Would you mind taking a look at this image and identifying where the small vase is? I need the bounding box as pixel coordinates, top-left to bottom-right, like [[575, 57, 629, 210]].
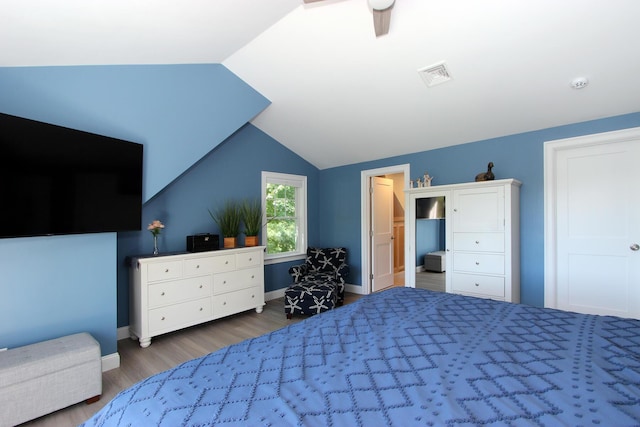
[[153, 235, 159, 255], [223, 237, 237, 249], [245, 235, 258, 247]]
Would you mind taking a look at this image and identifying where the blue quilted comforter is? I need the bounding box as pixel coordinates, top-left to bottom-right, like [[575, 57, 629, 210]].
[[82, 288, 640, 426]]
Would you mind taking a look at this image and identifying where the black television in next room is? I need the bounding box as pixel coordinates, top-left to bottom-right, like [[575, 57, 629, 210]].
[[0, 112, 143, 239]]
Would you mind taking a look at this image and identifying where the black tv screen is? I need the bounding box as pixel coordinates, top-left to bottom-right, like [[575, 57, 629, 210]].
[[0, 112, 143, 238]]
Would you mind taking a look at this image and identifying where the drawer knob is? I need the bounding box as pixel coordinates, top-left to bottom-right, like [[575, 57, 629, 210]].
[[165, 268, 169, 273], [251, 275, 255, 279], [161, 292, 165, 296], [251, 294, 255, 298], [475, 283, 480, 287], [161, 316, 165, 321], [223, 280, 227, 284], [475, 240, 480, 244], [475, 261, 480, 265], [223, 301, 227, 305], [199, 285, 203, 289], [199, 307, 203, 311], [196, 264, 200, 269], [225, 261, 229, 265], [249, 257, 252, 261]]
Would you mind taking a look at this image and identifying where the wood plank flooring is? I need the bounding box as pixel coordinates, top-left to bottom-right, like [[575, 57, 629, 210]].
[[19, 293, 362, 427], [415, 271, 446, 293]]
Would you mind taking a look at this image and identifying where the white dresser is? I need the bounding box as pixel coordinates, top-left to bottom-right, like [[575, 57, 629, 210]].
[[407, 179, 521, 302], [129, 246, 265, 347]]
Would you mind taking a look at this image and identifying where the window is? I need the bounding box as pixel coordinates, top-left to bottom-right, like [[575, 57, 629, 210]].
[[261, 171, 307, 263]]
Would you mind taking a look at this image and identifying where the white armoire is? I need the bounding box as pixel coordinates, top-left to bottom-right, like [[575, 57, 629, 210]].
[[406, 179, 521, 302]]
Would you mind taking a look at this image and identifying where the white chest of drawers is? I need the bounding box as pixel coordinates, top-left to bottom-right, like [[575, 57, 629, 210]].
[[407, 179, 520, 303], [129, 246, 265, 348]]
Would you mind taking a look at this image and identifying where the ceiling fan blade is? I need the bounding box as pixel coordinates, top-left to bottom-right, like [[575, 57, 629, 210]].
[[372, 4, 393, 37], [303, 0, 327, 3]]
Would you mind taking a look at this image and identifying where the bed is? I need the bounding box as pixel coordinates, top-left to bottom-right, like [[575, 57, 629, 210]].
[[82, 287, 640, 426]]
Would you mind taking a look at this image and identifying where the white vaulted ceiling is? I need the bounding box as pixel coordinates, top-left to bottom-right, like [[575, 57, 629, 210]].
[[3, 0, 640, 169]]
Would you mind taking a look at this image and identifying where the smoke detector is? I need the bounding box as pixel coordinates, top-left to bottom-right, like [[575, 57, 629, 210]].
[[418, 61, 452, 87], [570, 77, 589, 89]]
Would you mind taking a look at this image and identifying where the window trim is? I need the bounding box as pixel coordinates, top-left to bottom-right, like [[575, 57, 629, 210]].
[[261, 171, 307, 265]]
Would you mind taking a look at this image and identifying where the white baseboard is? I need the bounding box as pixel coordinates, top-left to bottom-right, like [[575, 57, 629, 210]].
[[345, 283, 365, 295], [264, 288, 285, 301], [102, 352, 120, 372], [117, 326, 131, 341]]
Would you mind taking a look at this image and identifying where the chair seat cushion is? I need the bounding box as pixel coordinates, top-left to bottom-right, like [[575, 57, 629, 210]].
[[285, 280, 338, 315]]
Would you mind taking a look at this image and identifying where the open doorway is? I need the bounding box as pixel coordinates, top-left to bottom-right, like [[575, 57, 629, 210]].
[[360, 164, 410, 294], [414, 196, 446, 293]]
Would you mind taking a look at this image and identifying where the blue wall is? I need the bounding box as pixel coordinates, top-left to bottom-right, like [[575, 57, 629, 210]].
[[2, 62, 639, 356], [416, 219, 445, 264], [0, 64, 271, 355], [318, 112, 640, 307], [118, 123, 319, 327]]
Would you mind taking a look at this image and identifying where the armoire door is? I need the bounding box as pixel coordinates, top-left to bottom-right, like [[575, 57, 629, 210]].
[[546, 128, 640, 318]]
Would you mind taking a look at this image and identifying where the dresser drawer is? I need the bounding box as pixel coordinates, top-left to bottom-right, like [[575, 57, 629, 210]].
[[453, 253, 504, 275], [236, 251, 262, 269], [184, 257, 214, 276], [148, 297, 212, 334], [213, 266, 263, 295], [452, 273, 505, 298], [453, 232, 504, 253], [147, 260, 183, 282], [213, 287, 261, 318], [148, 276, 212, 308], [211, 254, 236, 272]]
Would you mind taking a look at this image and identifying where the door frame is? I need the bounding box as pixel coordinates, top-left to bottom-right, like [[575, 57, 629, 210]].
[[361, 164, 410, 295], [543, 126, 640, 309]]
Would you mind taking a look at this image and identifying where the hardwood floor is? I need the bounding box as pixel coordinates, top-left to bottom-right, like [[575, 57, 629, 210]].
[[392, 270, 446, 293], [415, 270, 446, 293], [20, 293, 362, 427]]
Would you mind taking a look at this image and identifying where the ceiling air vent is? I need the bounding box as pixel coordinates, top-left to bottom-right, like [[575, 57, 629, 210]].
[[418, 61, 452, 87]]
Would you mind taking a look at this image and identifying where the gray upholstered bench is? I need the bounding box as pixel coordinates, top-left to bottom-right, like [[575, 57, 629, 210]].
[[0, 332, 102, 427]]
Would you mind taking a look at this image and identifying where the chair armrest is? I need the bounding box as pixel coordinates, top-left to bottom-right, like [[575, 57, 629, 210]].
[[288, 264, 309, 283], [336, 263, 350, 284]]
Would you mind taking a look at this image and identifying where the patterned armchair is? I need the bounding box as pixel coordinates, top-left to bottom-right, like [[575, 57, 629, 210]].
[[285, 247, 349, 318]]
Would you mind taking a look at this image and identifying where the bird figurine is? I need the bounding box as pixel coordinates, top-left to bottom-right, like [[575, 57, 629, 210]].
[[475, 162, 495, 182]]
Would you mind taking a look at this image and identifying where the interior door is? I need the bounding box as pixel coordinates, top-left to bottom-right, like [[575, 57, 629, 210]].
[[372, 176, 394, 292], [553, 136, 640, 318]]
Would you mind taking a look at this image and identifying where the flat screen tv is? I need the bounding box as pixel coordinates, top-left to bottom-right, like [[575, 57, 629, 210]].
[[0, 112, 143, 238]]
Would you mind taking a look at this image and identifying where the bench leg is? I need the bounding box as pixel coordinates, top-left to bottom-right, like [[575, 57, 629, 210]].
[[86, 395, 101, 404]]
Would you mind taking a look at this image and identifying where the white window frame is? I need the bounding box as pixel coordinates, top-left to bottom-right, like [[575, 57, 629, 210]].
[[261, 171, 307, 265]]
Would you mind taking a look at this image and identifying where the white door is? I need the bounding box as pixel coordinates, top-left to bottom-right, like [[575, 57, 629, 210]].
[[372, 176, 394, 292], [546, 129, 640, 318]]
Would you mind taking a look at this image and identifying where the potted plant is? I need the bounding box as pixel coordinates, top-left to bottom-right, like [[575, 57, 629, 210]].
[[209, 201, 241, 248], [241, 199, 263, 247]]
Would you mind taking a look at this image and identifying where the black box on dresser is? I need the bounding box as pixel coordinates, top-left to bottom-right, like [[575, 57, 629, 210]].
[[186, 233, 219, 252]]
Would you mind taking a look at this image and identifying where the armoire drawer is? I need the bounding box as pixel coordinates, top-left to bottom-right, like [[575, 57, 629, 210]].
[[148, 297, 212, 334], [453, 232, 504, 253], [453, 252, 504, 275], [452, 273, 505, 298], [213, 287, 260, 318], [148, 276, 212, 308], [147, 260, 183, 282], [213, 266, 263, 295]]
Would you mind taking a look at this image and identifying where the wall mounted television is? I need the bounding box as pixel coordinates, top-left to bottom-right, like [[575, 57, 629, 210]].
[[0, 112, 143, 239]]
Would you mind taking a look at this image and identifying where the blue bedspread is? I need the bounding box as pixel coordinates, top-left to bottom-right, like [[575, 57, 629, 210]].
[[82, 287, 640, 426]]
